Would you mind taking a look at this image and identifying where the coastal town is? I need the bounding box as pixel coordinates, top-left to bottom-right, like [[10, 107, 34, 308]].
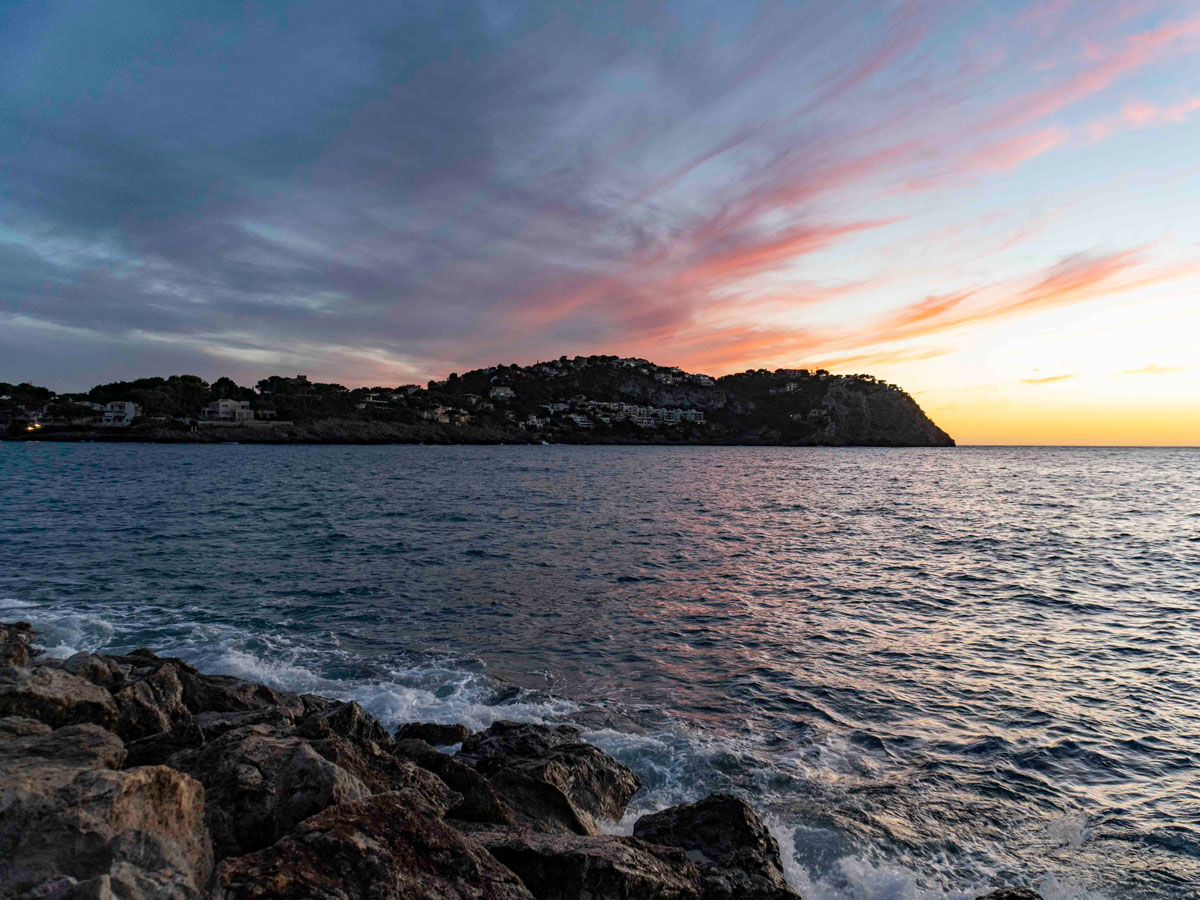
[[1, 355, 953, 446]]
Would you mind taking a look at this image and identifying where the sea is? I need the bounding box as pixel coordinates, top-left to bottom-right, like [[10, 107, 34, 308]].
[[1, 442, 1197, 899]]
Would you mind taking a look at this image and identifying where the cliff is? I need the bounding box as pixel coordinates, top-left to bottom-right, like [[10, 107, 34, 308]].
[[1, 621, 1035, 899]]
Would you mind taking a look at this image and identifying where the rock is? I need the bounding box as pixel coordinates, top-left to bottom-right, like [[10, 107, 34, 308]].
[[461, 722, 640, 829], [0, 621, 35, 667], [975, 890, 1043, 900], [59, 652, 128, 692], [171, 723, 371, 858], [178, 670, 305, 719], [298, 700, 390, 745], [308, 733, 460, 811], [396, 721, 472, 746], [485, 767, 598, 835], [478, 830, 704, 900], [113, 660, 192, 741], [0, 721, 212, 899], [217, 792, 535, 900], [0, 665, 119, 729], [395, 738, 513, 825], [633, 795, 799, 900], [127, 707, 299, 766], [460, 721, 583, 761]]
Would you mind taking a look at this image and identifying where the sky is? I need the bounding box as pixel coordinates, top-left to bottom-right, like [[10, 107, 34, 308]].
[[2, 0, 1199, 444]]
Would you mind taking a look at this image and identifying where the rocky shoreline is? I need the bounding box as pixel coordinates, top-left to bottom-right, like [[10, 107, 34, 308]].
[[1, 622, 1035, 899]]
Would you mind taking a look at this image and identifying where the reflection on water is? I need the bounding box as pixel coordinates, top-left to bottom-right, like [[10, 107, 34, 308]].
[[2, 443, 1198, 899]]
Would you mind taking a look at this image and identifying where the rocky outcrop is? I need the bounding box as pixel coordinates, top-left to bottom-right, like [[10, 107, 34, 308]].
[[975, 890, 1043, 900], [217, 793, 535, 900], [0, 623, 1040, 900], [461, 722, 640, 834], [633, 794, 797, 900], [0, 717, 212, 898]]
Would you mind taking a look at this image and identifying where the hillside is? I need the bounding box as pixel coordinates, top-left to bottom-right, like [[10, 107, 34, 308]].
[[2, 356, 954, 446]]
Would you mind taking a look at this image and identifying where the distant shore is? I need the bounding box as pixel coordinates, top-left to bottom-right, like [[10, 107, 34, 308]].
[[2, 418, 955, 448]]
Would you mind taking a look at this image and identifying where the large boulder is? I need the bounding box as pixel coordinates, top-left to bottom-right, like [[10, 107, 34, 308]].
[[217, 792, 535, 900], [394, 738, 513, 825], [0, 718, 212, 899], [178, 670, 306, 719], [170, 723, 371, 858], [0, 622, 35, 667], [307, 733, 460, 810], [478, 830, 704, 900], [460, 722, 583, 761], [461, 722, 640, 833], [113, 660, 193, 741], [396, 721, 472, 746], [633, 795, 799, 900], [57, 652, 128, 692], [298, 700, 390, 745], [0, 665, 119, 730]]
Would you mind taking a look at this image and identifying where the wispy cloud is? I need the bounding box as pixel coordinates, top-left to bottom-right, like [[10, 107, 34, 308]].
[[1117, 363, 1184, 375], [1021, 373, 1077, 383]]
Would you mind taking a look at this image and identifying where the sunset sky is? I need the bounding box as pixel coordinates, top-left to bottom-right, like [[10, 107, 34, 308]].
[[3, 0, 1199, 444]]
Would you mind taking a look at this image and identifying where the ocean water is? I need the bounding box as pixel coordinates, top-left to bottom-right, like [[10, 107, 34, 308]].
[[1, 442, 1197, 899]]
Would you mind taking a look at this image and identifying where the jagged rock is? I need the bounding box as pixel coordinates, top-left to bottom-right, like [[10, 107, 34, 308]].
[[478, 830, 704, 900], [58, 652, 128, 692], [178, 670, 306, 718], [0, 720, 212, 899], [113, 660, 192, 741], [975, 890, 1043, 900], [0, 665, 119, 729], [462, 722, 640, 829], [460, 721, 583, 761], [394, 738, 513, 825], [308, 733, 460, 810], [0, 622, 35, 667], [396, 721, 472, 746], [170, 723, 371, 858], [125, 708, 295, 768], [298, 700, 390, 745], [633, 794, 798, 900], [217, 792, 535, 900], [486, 767, 598, 835]]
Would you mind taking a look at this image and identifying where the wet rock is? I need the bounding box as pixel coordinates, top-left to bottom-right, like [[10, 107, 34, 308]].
[[0, 721, 212, 899], [462, 722, 640, 830], [975, 890, 1043, 900], [171, 723, 371, 858], [298, 699, 390, 745], [125, 708, 294, 769], [460, 721, 583, 761], [0, 665, 119, 729], [178, 670, 306, 719], [633, 794, 799, 900], [479, 830, 704, 900], [396, 721, 472, 746], [394, 738, 513, 825], [486, 767, 599, 835], [0, 621, 35, 667], [113, 660, 192, 741], [217, 792, 535, 900]]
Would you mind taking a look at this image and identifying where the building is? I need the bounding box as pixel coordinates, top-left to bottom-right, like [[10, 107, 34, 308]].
[[489, 386, 515, 401], [200, 399, 253, 422], [101, 401, 140, 427]]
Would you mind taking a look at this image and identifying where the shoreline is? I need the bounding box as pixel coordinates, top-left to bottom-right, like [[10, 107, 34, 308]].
[[0, 621, 1034, 900]]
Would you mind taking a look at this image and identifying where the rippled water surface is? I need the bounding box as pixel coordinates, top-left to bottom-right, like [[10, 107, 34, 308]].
[[2, 443, 1198, 899]]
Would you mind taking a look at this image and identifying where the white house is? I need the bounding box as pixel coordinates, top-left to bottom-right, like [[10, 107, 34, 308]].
[[489, 386, 515, 401], [200, 399, 253, 422], [101, 401, 140, 427]]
